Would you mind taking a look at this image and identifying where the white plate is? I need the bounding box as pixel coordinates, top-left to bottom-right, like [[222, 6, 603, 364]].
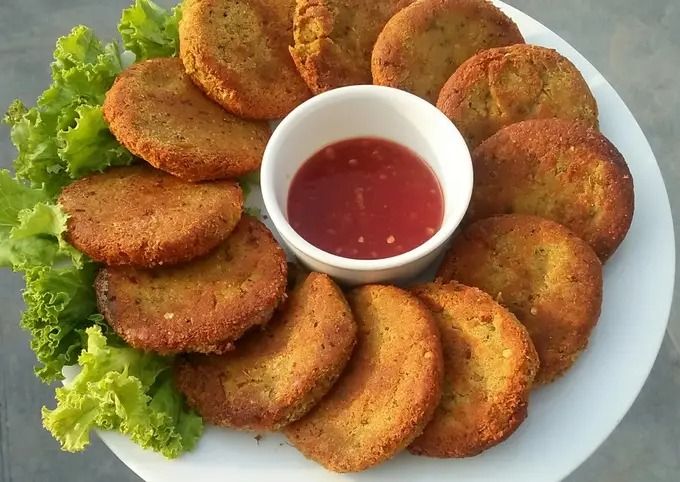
[[97, 2, 675, 481]]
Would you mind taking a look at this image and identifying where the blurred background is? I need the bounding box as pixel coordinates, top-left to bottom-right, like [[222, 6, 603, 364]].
[[0, 0, 678, 481]]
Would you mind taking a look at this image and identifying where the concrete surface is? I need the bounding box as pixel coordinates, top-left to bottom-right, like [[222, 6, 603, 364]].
[[0, 0, 678, 481]]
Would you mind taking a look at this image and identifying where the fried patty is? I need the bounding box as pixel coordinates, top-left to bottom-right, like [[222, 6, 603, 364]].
[[96, 216, 287, 355], [174, 272, 356, 431], [371, 0, 524, 103], [409, 282, 538, 457], [180, 0, 311, 119], [437, 215, 602, 384], [103, 58, 270, 181], [437, 44, 598, 147], [59, 165, 243, 267], [290, 0, 413, 94], [284, 285, 443, 472], [468, 119, 634, 260]]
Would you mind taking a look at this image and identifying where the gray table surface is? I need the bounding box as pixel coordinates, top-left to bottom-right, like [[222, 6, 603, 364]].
[[1, 1, 679, 481]]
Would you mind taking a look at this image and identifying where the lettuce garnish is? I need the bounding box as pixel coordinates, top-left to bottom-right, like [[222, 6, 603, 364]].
[[1, 0, 202, 459], [4, 26, 132, 197], [120, 0, 183, 61], [42, 326, 203, 457]]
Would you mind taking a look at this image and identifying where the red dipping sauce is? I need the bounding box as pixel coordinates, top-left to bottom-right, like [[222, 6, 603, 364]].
[[287, 137, 444, 260]]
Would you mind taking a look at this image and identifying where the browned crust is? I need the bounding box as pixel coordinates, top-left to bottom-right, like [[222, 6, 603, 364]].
[[468, 119, 634, 260], [102, 58, 271, 181], [284, 284, 443, 472], [174, 272, 357, 431], [409, 281, 539, 457], [371, 0, 524, 103], [436, 214, 603, 384], [290, 0, 414, 94], [179, 0, 311, 120], [96, 216, 288, 355], [58, 165, 243, 268], [437, 44, 599, 147]]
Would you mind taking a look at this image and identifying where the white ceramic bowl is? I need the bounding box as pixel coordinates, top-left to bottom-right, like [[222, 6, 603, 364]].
[[261, 85, 472, 285]]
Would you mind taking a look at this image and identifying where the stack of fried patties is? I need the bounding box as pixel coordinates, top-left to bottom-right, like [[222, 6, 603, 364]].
[[58, 0, 635, 473]]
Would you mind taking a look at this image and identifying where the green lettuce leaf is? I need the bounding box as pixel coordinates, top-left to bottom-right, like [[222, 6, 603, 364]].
[[4, 101, 68, 197], [57, 105, 133, 178], [0, 170, 77, 269], [119, 0, 182, 61], [42, 326, 203, 457], [40, 26, 124, 112], [4, 26, 131, 196], [21, 263, 99, 382]]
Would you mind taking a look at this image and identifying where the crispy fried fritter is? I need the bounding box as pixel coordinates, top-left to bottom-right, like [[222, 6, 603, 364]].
[[290, 0, 413, 94], [371, 0, 524, 103], [59, 165, 243, 267], [410, 282, 538, 457], [96, 216, 287, 355], [437, 215, 602, 384], [437, 44, 598, 147], [284, 285, 443, 472], [180, 0, 311, 119], [468, 119, 634, 260], [103, 57, 270, 182], [174, 272, 356, 431]]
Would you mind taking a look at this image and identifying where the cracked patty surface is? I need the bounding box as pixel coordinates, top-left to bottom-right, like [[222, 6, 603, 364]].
[[59, 165, 243, 268], [468, 119, 634, 260], [409, 282, 538, 458], [290, 0, 414, 93], [174, 272, 356, 431], [180, 0, 311, 119], [437, 215, 602, 384], [372, 0, 524, 103], [437, 44, 598, 147], [96, 216, 287, 355], [103, 58, 270, 181], [284, 284, 443, 472]]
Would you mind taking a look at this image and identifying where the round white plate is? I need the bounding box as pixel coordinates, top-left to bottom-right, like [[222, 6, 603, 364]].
[[97, 2, 675, 481]]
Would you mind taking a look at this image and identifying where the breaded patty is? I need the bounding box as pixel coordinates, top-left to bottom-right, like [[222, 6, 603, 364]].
[[410, 282, 538, 457], [103, 58, 270, 181], [437, 45, 598, 147], [96, 216, 287, 355], [180, 0, 311, 119], [174, 272, 356, 431], [437, 215, 602, 384], [284, 285, 443, 472], [468, 119, 634, 260], [371, 0, 524, 103], [59, 165, 243, 267], [290, 0, 413, 94]]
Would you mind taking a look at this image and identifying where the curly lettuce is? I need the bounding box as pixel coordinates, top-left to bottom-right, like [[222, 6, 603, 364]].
[[4, 26, 133, 197], [0, 170, 78, 269], [119, 0, 182, 61], [43, 326, 203, 458], [21, 263, 99, 382]]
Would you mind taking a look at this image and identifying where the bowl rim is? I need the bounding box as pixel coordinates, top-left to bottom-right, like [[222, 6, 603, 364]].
[[260, 84, 473, 273]]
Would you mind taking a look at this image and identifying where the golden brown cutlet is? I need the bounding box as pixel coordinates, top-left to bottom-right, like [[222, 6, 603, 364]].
[[284, 284, 443, 472], [103, 58, 270, 181], [59, 165, 243, 268], [372, 0, 524, 103], [290, 0, 414, 94], [410, 281, 539, 457], [96, 216, 288, 355], [174, 272, 357, 431], [437, 214, 603, 384], [180, 0, 311, 120], [468, 118, 634, 260], [437, 44, 598, 147]]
